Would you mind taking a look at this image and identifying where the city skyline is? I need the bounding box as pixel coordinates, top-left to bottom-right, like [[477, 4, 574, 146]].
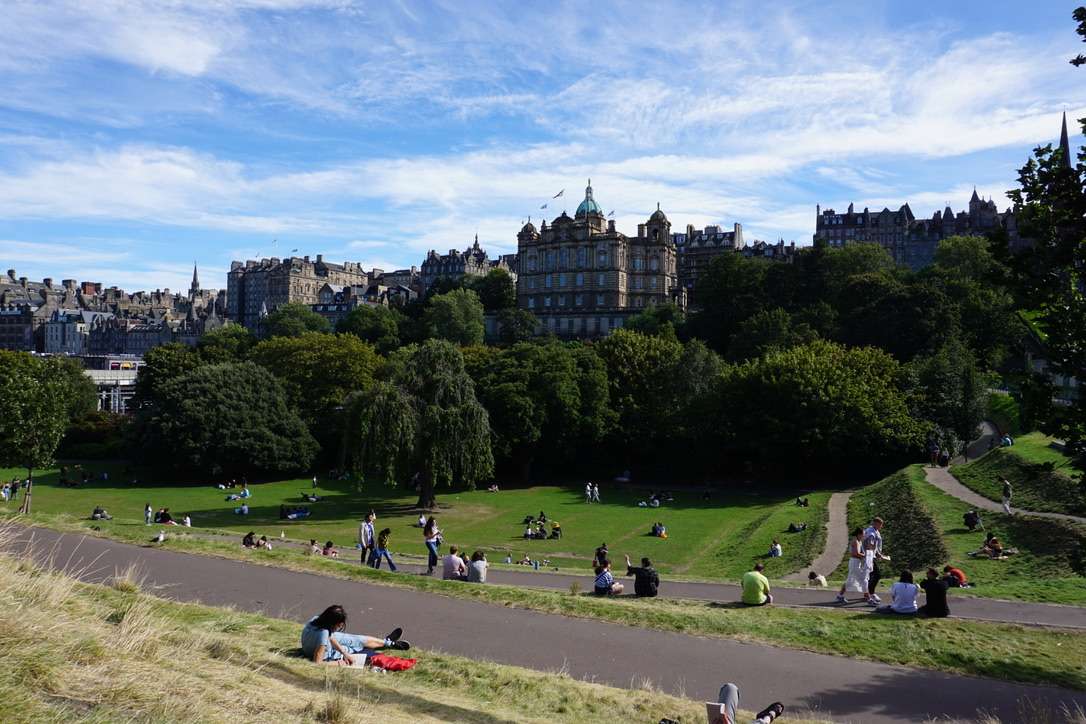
[[1, 1, 1083, 292]]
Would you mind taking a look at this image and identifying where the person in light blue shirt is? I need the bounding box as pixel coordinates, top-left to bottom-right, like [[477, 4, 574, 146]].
[[300, 605, 410, 665]]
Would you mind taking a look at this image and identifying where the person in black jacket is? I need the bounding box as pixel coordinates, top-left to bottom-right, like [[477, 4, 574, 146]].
[[624, 554, 660, 597]]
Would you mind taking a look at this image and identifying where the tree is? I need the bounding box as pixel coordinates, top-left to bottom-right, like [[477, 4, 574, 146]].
[[717, 340, 925, 468], [136, 361, 317, 477], [596, 328, 683, 450], [495, 308, 537, 344], [336, 305, 403, 353], [263, 302, 331, 338], [468, 268, 517, 312], [46, 355, 98, 419], [686, 253, 769, 352], [726, 308, 819, 363], [424, 288, 485, 346], [0, 351, 76, 512], [197, 324, 254, 362], [906, 338, 988, 450], [248, 332, 379, 430], [624, 302, 685, 340], [134, 343, 201, 408], [344, 340, 493, 508]]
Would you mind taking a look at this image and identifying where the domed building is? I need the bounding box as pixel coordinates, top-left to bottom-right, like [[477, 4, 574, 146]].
[[515, 180, 679, 337]]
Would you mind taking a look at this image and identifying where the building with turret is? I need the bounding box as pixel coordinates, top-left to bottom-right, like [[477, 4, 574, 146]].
[[515, 180, 679, 337], [419, 237, 515, 291]]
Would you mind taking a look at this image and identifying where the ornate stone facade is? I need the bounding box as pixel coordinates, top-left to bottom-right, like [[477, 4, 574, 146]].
[[420, 237, 515, 291], [226, 254, 371, 330], [515, 181, 678, 337]]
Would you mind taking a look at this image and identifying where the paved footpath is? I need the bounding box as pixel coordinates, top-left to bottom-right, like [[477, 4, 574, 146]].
[[924, 465, 1086, 526], [11, 526, 1086, 724]]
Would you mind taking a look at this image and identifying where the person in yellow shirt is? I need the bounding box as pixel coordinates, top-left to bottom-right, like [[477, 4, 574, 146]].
[[741, 563, 772, 605]]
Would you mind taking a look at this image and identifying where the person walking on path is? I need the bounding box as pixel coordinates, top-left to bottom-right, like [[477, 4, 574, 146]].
[[863, 517, 890, 604], [591, 483, 601, 503], [312, 474, 318, 489], [837, 527, 874, 605], [372, 528, 397, 571], [585, 482, 593, 503], [423, 516, 441, 575], [1001, 478, 1013, 515], [358, 512, 376, 567]]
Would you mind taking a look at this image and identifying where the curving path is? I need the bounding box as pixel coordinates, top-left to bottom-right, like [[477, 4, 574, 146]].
[[923, 465, 1086, 526], [783, 491, 853, 582], [9, 526, 1086, 724]]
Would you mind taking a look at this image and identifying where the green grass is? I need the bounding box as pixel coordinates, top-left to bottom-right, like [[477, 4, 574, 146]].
[[952, 432, 1085, 517], [17, 509, 1086, 692], [0, 535, 836, 724], [987, 392, 1021, 436], [0, 463, 829, 580]]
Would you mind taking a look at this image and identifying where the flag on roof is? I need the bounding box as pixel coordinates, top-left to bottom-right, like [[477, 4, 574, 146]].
[[553, 189, 564, 198], [540, 203, 547, 209]]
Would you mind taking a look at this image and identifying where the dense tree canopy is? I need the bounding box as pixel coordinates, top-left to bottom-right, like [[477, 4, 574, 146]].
[[196, 324, 254, 363], [468, 268, 517, 312], [263, 302, 331, 337], [424, 288, 485, 346], [134, 343, 201, 408], [336, 305, 403, 354], [0, 352, 72, 494], [137, 361, 317, 477]]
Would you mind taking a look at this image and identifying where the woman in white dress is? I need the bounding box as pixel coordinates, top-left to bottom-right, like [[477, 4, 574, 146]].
[[836, 527, 871, 604]]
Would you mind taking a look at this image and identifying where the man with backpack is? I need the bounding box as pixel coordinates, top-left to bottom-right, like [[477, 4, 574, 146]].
[[624, 554, 660, 597]]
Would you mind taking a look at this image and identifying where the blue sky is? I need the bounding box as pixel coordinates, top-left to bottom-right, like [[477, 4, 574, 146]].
[[0, 0, 1082, 292]]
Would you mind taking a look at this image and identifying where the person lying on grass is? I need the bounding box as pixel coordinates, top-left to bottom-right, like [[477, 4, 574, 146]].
[[301, 604, 410, 666]]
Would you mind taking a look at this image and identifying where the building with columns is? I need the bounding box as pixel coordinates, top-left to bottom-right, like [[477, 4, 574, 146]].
[[515, 181, 679, 337]]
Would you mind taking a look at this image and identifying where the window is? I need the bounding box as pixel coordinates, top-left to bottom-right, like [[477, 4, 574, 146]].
[[528, 297, 535, 309], [597, 273, 605, 286], [632, 257, 643, 271], [528, 277, 536, 290], [597, 246, 608, 266], [559, 248, 568, 268], [575, 294, 584, 306], [545, 274, 552, 288], [634, 277, 642, 290], [544, 296, 552, 308], [596, 294, 605, 306], [545, 251, 555, 271], [650, 257, 659, 271], [650, 277, 657, 289], [575, 272, 584, 286], [558, 273, 566, 287], [577, 247, 587, 268]]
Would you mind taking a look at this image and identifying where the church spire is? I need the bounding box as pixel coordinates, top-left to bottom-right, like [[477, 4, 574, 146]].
[[1059, 111, 1073, 170], [190, 262, 200, 293]]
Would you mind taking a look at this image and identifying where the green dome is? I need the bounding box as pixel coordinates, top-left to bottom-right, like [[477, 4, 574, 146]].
[[575, 179, 602, 217]]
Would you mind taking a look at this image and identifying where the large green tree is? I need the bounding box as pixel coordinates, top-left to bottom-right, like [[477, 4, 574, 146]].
[[596, 328, 684, 450], [336, 305, 403, 354], [905, 338, 988, 452], [424, 288, 485, 346], [344, 340, 493, 508], [197, 324, 254, 363], [468, 268, 517, 312], [248, 332, 379, 430], [137, 361, 317, 477], [133, 343, 201, 408], [0, 351, 83, 512], [263, 302, 331, 338]]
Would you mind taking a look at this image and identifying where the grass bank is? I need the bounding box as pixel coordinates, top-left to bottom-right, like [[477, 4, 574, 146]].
[[845, 465, 1086, 605], [15, 511, 1086, 691], [0, 530, 833, 724], [0, 463, 830, 579], [952, 432, 1085, 517]]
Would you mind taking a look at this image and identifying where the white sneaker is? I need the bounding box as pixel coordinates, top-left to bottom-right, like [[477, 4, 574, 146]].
[[866, 599, 879, 607], [870, 594, 881, 603]]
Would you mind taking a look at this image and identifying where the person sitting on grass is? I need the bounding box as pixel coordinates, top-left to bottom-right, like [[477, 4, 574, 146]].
[[442, 546, 468, 580], [942, 565, 968, 588], [919, 568, 950, 618], [741, 563, 772, 606], [963, 510, 982, 532], [322, 541, 339, 558], [523, 524, 534, 539], [159, 508, 177, 526], [301, 605, 410, 666], [256, 535, 273, 550], [517, 553, 532, 565], [301, 492, 321, 503], [593, 559, 624, 596], [91, 505, 112, 521], [242, 531, 256, 548], [876, 570, 919, 615], [467, 550, 488, 583], [549, 521, 562, 539], [181, 513, 191, 527], [522, 514, 535, 525], [624, 554, 659, 597], [487, 483, 500, 492], [538, 510, 547, 523], [807, 571, 827, 587], [416, 513, 427, 528], [787, 522, 807, 533], [306, 539, 320, 555], [535, 521, 547, 539], [768, 539, 782, 558], [234, 502, 249, 515]]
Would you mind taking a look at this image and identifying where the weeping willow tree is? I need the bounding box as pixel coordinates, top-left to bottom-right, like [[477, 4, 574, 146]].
[[344, 339, 494, 509]]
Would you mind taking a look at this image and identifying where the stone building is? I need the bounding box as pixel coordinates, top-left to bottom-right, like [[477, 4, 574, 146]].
[[813, 192, 1012, 269], [515, 181, 679, 337], [419, 237, 514, 291], [43, 310, 114, 354], [226, 254, 372, 330], [672, 223, 744, 298]]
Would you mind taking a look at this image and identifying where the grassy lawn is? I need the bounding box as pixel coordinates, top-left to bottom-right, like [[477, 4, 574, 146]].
[[15, 510, 1086, 692], [845, 465, 1086, 606], [0, 539, 834, 724], [952, 432, 1085, 517], [0, 463, 829, 580]]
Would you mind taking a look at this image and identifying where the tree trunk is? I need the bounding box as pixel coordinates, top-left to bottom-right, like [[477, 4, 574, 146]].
[[19, 467, 32, 515], [415, 467, 436, 509]]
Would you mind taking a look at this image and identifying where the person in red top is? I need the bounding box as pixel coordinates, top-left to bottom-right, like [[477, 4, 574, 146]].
[[942, 565, 968, 588]]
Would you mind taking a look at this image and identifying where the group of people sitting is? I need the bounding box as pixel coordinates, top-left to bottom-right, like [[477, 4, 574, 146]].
[[279, 504, 312, 520], [225, 484, 251, 501], [242, 531, 273, 550], [589, 543, 660, 597], [300, 491, 322, 503], [637, 490, 674, 508], [522, 513, 561, 539], [441, 546, 490, 583], [787, 522, 807, 533], [969, 532, 1017, 559], [873, 568, 951, 617], [650, 522, 668, 538], [302, 539, 341, 557], [90, 505, 113, 520], [152, 507, 189, 526], [794, 497, 810, 507]]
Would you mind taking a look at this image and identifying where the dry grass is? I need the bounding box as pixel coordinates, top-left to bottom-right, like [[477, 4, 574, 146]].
[[0, 521, 830, 724]]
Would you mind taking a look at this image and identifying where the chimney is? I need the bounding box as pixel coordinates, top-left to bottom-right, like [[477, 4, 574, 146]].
[[608, 220, 616, 232], [316, 254, 323, 263], [44, 278, 53, 289], [6, 269, 14, 281], [19, 277, 27, 287]]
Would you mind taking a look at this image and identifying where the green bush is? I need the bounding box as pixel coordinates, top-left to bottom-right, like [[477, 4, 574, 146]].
[[846, 469, 949, 572], [986, 392, 1021, 436]]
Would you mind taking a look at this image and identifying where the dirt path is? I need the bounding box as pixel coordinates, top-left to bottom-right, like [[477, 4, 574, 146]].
[[783, 491, 852, 582], [10, 526, 1086, 724]]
